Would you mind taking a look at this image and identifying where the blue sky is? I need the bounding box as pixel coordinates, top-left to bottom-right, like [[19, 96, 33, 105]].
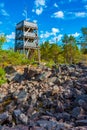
[[0, 0, 87, 49]]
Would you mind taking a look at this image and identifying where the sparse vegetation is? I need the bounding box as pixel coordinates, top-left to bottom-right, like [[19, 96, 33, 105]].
[[0, 67, 6, 85], [0, 27, 87, 85], [80, 27, 87, 54], [0, 50, 30, 67], [0, 34, 6, 50], [40, 39, 82, 65]]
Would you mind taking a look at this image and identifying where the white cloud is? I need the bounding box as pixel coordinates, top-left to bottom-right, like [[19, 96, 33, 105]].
[[75, 12, 87, 17], [49, 34, 63, 43], [6, 32, 15, 42], [52, 11, 64, 19], [54, 3, 58, 8], [52, 28, 60, 35], [0, 3, 9, 17], [53, 34, 63, 42], [0, 3, 4, 8], [57, 34, 63, 41], [72, 32, 80, 37], [35, 0, 45, 7], [33, 0, 46, 15], [40, 31, 51, 38], [36, 7, 43, 15], [33, 20, 37, 23], [1, 9, 9, 16], [63, 11, 87, 19], [40, 30, 63, 43], [40, 27, 60, 40]]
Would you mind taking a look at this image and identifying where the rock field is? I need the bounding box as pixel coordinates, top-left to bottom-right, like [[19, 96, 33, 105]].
[[0, 63, 87, 130]]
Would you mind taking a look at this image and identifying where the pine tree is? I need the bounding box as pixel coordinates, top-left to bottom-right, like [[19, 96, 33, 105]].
[[0, 34, 6, 50]]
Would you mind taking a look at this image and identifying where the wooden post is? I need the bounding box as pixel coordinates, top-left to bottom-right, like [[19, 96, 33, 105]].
[[38, 47, 40, 64], [27, 48, 30, 58]]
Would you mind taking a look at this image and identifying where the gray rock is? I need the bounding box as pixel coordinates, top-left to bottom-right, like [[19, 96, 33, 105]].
[[5, 66, 16, 74], [31, 93, 37, 100], [13, 109, 21, 118], [76, 120, 87, 126], [56, 101, 64, 113], [52, 85, 61, 94], [0, 64, 87, 128], [36, 120, 57, 129], [0, 112, 9, 124], [75, 95, 87, 104], [19, 113, 28, 125], [55, 112, 70, 121], [13, 90, 28, 102], [18, 90, 27, 101], [13, 73, 22, 82], [0, 94, 6, 100], [64, 89, 74, 99], [29, 126, 45, 130], [71, 107, 83, 119], [1, 125, 29, 130], [77, 115, 87, 120], [37, 71, 51, 81], [48, 77, 57, 83], [75, 126, 87, 130], [6, 72, 17, 82], [78, 99, 87, 110], [31, 93, 37, 104], [62, 112, 70, 121]]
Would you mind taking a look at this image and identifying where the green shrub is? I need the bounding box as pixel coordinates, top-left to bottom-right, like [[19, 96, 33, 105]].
[[45, 60, 55, 68], [0, 67, 6, 85], [0, 50, 30, 67]]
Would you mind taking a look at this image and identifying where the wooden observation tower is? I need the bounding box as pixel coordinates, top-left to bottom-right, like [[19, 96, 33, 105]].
[[15, 20, 40, 63]]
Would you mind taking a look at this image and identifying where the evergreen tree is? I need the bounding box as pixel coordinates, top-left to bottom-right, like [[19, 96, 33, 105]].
[[40, 41, 50, 61], [0, 34, 6, 50], [62, 34, 81, 64], [80, 27, 87, 54], [40, 41, 64, 64], [49, 44, 63, 64]]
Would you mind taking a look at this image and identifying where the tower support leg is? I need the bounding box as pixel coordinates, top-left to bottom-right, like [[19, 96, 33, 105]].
[[38, 48, 40, 64]]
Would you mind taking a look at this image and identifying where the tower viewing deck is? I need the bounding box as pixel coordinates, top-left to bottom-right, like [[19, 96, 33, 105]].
[[15, 20, 40, 63], [16, 20, 38, 30], [15, 20, 38, 50]]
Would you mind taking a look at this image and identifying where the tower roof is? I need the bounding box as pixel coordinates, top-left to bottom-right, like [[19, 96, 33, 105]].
[[16, 20, 38, 29]]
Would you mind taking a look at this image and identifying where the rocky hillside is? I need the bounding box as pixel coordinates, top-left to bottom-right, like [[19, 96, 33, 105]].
[[0, 63, 87, 130]]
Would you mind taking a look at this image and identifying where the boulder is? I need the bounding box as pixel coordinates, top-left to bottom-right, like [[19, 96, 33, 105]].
[[0, 112, 9, 124], [76, 120, 87, 126]]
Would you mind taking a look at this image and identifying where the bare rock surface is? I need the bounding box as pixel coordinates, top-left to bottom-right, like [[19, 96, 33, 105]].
[[0, 63, 87, 129]]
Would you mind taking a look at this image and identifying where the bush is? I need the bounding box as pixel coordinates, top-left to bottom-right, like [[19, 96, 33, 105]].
[[0, 50, 30, 67], [45, 60, 55, 68], [0, 67, 6, 85]]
